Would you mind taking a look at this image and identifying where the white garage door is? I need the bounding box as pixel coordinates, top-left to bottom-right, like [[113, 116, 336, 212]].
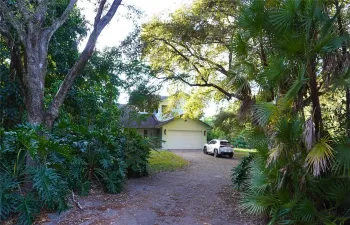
[[167, 130, 202, 149]]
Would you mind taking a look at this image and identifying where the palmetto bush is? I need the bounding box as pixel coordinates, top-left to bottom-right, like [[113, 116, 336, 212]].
[[228, 0, 350, 224], [231, 154, 253, 190], [233, 113, 350, 224]]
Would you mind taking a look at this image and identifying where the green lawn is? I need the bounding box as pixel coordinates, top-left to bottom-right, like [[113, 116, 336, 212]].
[[234, 148, 256, 158], [148, 150, 189, 173]]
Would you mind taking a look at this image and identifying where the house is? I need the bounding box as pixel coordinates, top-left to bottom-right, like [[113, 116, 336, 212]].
[[120, 96, 211, 150]]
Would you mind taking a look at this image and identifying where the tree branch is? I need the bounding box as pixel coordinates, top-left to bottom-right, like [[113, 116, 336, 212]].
[[94, 0, 107, 27], [0, 2, 25, 41], [0, 21, 12, 39], [156, 38, 230, 76], [157, 72, 244, 101], [44, 0, 77, 38], [45, 0, 123, 127], [17, 0, 31, 20]]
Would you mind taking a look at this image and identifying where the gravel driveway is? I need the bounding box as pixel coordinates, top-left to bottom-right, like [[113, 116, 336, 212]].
[[44, 150, 260, 225]]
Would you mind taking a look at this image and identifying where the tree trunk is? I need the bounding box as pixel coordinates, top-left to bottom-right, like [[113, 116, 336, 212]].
[[346, 88, 350, 137], [0, 0, 123, 189], [259, 38, 275, 101], [335, 0, 350, 137], [22, 36, 48, 190], [308, 61, 323, 140], [23, 41, 47, 125]]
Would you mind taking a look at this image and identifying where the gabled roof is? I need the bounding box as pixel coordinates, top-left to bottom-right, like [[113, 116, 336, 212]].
[[122, 114, 163, 129], [155, 116, 212, 129], [119, 103, 212, 129], [119, 104, 163, 129], [160, 96, 168, 101]]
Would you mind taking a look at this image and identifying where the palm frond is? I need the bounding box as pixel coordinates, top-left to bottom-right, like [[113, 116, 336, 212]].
[[332, 141, 350, 176], [275, 116, 303, 146], [253, 102, 278, 127], [333, 67, 350, 90], [295, 198, 318, 223], [237, 0, 267, 37], [269, 0, 300, 32], [248, 156, 271, 193], [267, 146, 281, 165], [232, 33, 250, 58], [326, 180, 350, 208], [227, 73, 251, 97], [242, 127, 269, 154], [241, 193, 274, 216], [259, 57, 287, 86], [306, 137, 334, 176], [281, 65, 308, 106]]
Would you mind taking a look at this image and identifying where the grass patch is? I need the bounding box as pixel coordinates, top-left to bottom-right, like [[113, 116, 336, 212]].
[[234, 148, 257, 152], [148, 150, 189, 173], [234, 148, 256, 158]]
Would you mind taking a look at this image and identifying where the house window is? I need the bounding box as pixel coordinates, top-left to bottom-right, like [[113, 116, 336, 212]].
[[144, 129, 148, 138]]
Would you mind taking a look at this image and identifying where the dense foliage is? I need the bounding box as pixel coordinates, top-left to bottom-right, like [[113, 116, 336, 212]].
[[143, 0, 350, 224], [0, 4, 154, 224]]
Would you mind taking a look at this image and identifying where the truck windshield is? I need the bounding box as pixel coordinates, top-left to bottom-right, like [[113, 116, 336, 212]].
[[220, 141, 231, 146]]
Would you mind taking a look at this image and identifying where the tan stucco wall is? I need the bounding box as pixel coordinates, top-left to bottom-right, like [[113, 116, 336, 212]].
[[161, 118, 209, 149]]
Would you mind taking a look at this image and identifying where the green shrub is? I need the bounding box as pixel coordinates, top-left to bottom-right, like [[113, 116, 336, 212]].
[[55, 122, 126, 194], [123, 129, 152, 177], [0, 108, 153, 224], [0, 174, 19, 221], [0, 121, 140, 223], [231, 154, 253, 190], [30, 166, 69, 212], [239, 117, 350, 224], [232, 136, 252, 149], [68, 157, 90, 196], [17, 193, 40, 225]]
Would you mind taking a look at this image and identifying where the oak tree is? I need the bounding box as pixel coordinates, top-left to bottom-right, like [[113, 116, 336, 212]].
[[0, 0, 122, 129]]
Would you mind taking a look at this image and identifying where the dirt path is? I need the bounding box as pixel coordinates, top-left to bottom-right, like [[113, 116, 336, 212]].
[[44, 150, 260, 225]]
